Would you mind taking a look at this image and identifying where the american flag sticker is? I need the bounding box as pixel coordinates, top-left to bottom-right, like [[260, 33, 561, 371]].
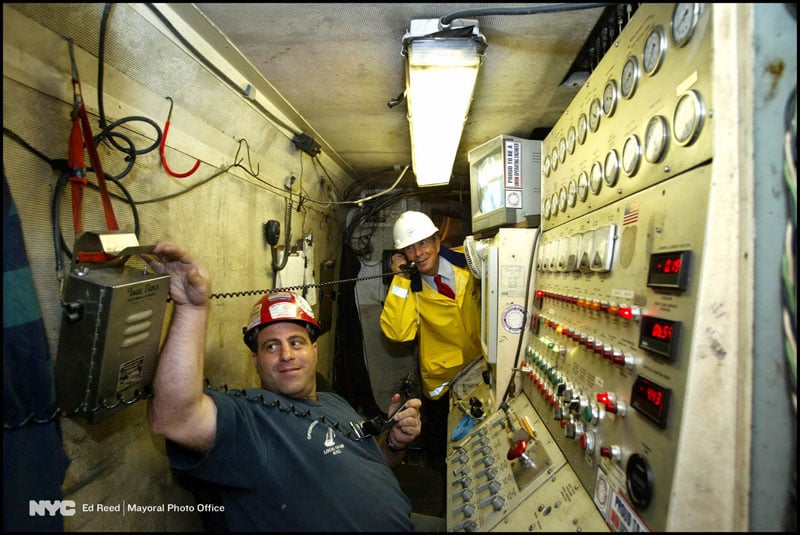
[[623, 200, 640, 225]]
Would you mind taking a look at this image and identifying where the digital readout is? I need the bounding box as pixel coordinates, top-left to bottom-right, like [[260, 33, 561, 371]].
[[631, 375, 671, 428], [647, 250, 691, 289], [639, 315, 680, 360]]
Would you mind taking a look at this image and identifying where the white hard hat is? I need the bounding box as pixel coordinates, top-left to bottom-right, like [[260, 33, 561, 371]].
[[393, 210, 439, 250]]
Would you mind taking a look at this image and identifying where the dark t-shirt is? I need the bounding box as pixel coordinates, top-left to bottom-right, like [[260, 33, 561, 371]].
[[167, 388, 413, 531]]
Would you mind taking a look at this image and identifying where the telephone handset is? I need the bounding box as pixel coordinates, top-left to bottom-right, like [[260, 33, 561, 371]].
[[400, 261, 417, 274]]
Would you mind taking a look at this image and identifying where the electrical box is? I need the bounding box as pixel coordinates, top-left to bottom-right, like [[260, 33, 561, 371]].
[[54, 233, 169, 424]]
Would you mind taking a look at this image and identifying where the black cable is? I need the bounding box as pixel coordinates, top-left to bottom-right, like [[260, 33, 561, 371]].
[[440, 3, 610, 27]]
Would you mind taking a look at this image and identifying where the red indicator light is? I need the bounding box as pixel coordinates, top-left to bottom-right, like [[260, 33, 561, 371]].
[[597, 392, 610, 404], [536, 290, 545, 299], [619, 307, 633, 320]]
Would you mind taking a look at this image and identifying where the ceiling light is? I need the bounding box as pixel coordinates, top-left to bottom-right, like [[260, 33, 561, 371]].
[[403, 19, 487, 187]]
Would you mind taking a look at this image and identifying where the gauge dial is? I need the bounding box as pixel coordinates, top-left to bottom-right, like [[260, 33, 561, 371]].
[[567, 126, 577, 154], [622, 134, 642, 176], [604, 149, 620, 187], [559, 186, 568, 213], [577, 171, 589, 202], [644, 115, 669, 163], [543, 154, 552, 177], [551, 147, 560, 172], [589, 98, 602, 132], [671, 3, 700, 47], [558, 137, 567, 163], [551, 192, 560, 215], [603, 80, 619, 117], [543, 197, 552, 219], [643, 25, 667, 76], [567, 179, 577, 207], [589, 161, 604, 194], [672, 90, 705, 146], [577, 114, 589, 144], [620, 56, 639, 99]]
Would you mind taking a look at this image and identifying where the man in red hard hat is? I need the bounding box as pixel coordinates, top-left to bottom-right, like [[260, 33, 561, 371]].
[[145, 241, 424, 531]]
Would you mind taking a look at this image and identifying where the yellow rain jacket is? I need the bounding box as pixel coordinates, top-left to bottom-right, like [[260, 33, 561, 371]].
[[380, 246, 482, 400]]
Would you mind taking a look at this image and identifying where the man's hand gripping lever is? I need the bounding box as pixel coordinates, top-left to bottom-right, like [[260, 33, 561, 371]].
[[349, 374, 420, 440]]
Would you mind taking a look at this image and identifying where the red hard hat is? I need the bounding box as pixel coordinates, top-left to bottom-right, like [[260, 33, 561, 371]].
[[242, 292, 320, 351]]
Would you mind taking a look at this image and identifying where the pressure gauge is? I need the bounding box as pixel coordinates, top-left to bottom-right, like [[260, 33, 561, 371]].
[[551, 147, 560, 172], [577, 114, 589, 144], [590, 161, 603, 195], [604, 149, 620, 187], [551, 192, 560, 215], [543, 197, 552, 219], [603, 80, 619, 117], [644, 115, 669, 163], [622, 134, 642, 176], [558, 137, 567, 163], [567, 126, 577, 154], [672, 90, 705, 146], [589, 98, 602, 132], [620, 56, 639, 99], [567, 179, 577, 207], [559, 186, 568, 213], [577, 171, 589, 202], [543, 154, 552, 177], [643, 25, 667, 76], [671, 3, 700, 47]]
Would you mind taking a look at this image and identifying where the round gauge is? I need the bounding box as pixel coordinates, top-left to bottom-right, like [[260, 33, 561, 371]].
[[543, 197, 552, 219], [644, 115, 669, 163], [567, 126, 577, 154], [620, 55, 640, 99], [589, 161, 603, 195], [567, 179, 577, 207], [603, 80, 619, 117], [558, 137, 567, 163], [672, 89, 705, 146], [577, 114, 589, 144], [622, 134, 642, 176], [604, 149, 620, 187], [551, 147, 560, 172], [577, 171, 589, 202], [551, 192, 560, 215], [502, 304, 527, 333], [543, 154, 552, 177], [671, 3, 700, 47], [643, 25, 667, 76], [588, 98, 602, 132], [559, 186, 568, 213]]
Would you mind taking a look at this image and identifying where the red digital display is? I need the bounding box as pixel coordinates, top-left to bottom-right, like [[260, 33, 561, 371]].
[[631, 375, 671, 428], [639, 316, 680, 360], [647, 251, 691, 289]]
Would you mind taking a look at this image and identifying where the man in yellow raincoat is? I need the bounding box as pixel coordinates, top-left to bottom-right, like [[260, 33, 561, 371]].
[[380, 210, 482, 464]]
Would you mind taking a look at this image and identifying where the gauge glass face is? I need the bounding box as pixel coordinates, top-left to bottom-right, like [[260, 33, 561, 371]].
[[577, 171, 589, 202], [577, 114, 588, 144], [603, 80, 618, 117], [622, 134, 642, 176], [551, 193, 560, 215], [559, 187, 568, 212], [643, 26, 667, 75], [551, 148, 559, 172], [567, 126, 577, 154], [644, 115, 668, 163], [620, 56, 639, 99], [558, 138, 567, 163], [604, 150, 620, 187], [589, 162, 603, 194], [567, 179, 577, 207], [543, 155, 551, 177], [672, 90, 705, 146], [543, 197, 552, 219], [589, 98, 602, 132], [671, 3, 699, 47]]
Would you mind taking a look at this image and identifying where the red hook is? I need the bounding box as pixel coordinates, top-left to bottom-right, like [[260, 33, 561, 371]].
[[159, 97, 201, 178]]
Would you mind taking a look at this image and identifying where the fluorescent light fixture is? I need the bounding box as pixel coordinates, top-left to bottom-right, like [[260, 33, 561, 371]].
[[403, 19, 487, 187]]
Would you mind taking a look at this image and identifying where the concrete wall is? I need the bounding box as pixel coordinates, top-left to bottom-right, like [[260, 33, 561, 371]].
[[3, 3, 351, 530]]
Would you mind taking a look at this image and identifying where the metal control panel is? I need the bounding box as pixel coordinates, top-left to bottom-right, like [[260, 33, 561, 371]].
[[446, 365, 608, 532]]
